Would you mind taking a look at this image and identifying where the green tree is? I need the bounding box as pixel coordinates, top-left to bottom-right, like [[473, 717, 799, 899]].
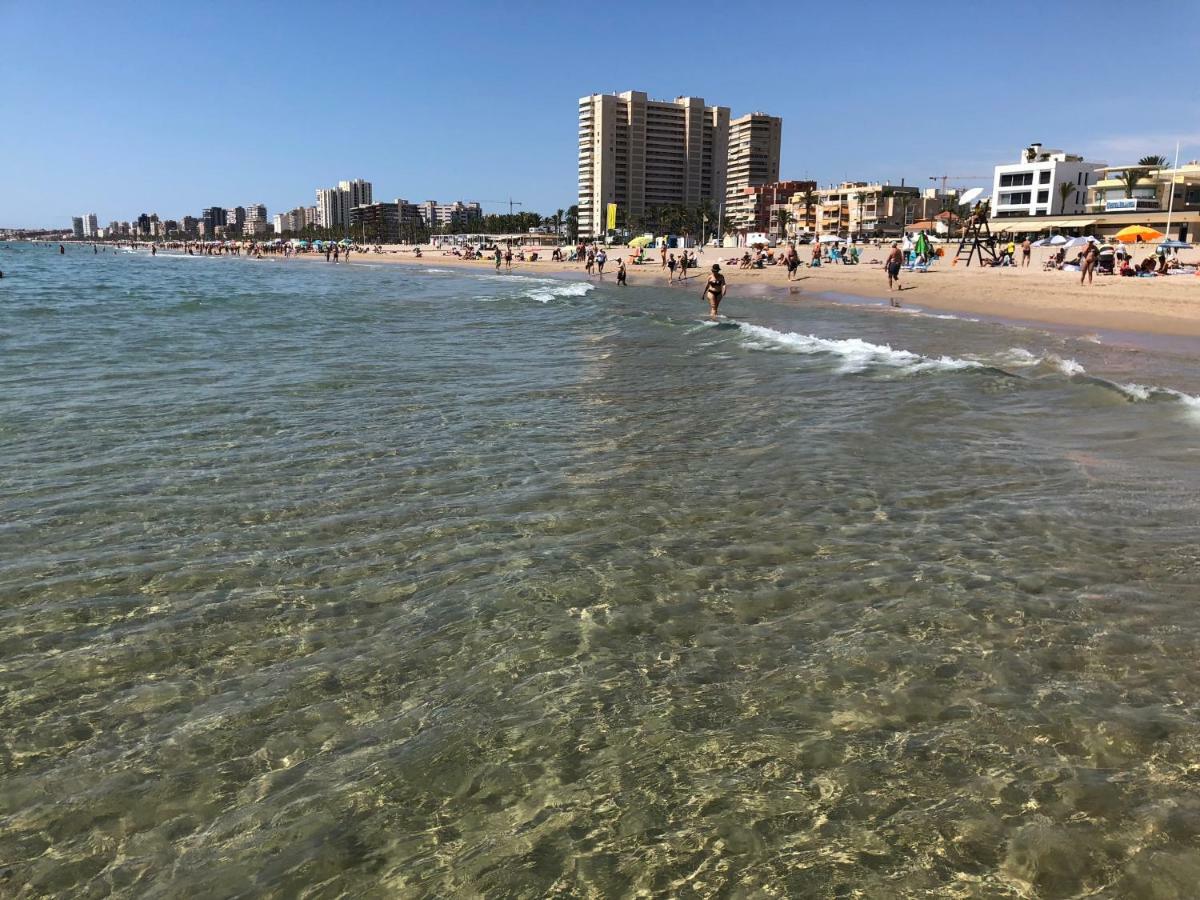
[[1118, 168, 1143, 199], [775, 208, 794, 238], [565, 205, 579, 242], [1138, 155, 1168, 168], [800, 188, 818, 236], [1057, 180, 1077, 216]]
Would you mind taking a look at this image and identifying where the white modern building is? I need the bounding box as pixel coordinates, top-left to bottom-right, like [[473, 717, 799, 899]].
[[80, 213, 98, 237], [418, 200, 482, 229], [990, 143, 1106, 220], [316, 188, 340, 228], [315, 179, 373, 228]]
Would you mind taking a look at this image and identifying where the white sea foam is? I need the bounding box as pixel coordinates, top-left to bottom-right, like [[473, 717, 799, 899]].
[[994, 348, 1085, 376], [1114, 382, 1200, 420], [522, 281, 595, 303], [736, 323, 981, 375], [1053, 356, 1086, 376]]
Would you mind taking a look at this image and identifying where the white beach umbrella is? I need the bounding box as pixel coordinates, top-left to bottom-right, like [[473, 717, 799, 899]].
[[1049, 234, 1068, 245], [1064, 237, 1092, 248], [1031, 238, 1051, 247]]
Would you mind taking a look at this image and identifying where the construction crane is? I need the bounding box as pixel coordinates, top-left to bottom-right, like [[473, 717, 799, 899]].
[[479, 198, 524, 215], [929, 175, 990, 193]]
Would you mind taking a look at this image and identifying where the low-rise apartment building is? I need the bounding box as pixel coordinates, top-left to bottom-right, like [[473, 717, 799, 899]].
[[987, 160, 1200, 242], [990, 143, 1105, 220], [789, 182, 938, 239]]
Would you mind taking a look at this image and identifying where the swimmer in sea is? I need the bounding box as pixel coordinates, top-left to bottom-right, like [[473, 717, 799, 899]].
[[702, 264, 726, 316]]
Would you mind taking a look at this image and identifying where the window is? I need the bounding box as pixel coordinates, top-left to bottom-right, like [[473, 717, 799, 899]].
[[1039, 171, 1051, 184], [1037, 191, 1049, 203], [999, 172, 1034, 187]]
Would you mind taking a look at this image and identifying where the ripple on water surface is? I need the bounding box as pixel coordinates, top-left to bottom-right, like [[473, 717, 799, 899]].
[[2, 244, 1200, 897]]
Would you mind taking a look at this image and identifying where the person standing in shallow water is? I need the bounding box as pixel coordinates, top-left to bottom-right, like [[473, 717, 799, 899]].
[[616, 257, 626, 286], [702, 264, 726, 316], [886, 242, 904, 304]]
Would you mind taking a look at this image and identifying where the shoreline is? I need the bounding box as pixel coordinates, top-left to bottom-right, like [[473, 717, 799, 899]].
[[98, 238, 1200, 344], [269, 242, 1200, 344]]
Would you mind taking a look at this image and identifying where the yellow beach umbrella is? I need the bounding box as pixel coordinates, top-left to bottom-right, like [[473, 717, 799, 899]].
[[628, 235, 653, 248], [1114, 225, 1165, 243]]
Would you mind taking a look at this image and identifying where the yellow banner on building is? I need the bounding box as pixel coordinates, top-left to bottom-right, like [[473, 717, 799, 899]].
[[606, 203, 617, 231]]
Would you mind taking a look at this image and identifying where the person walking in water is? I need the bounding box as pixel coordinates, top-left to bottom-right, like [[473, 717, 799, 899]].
[[59, 244, 65, 254], [595, 248, 606, 276], [616, 257, 627, 286], [667, 252, 677, 283], [886, 242, 904, 303], [702, 264, 727, 316], [494, 246, 502, 270]]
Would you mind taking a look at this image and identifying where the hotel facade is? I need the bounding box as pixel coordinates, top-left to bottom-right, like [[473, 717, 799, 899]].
[[987, 145, 1200, 241], [577, 91, 733, 239]]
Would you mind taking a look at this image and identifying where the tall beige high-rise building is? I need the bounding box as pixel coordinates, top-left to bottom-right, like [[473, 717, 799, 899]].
[[725, 113, 782, 230], [577, 91, 731, 239]]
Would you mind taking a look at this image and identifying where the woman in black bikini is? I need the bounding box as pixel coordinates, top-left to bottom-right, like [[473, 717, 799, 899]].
[[703, 264, 727, 316]]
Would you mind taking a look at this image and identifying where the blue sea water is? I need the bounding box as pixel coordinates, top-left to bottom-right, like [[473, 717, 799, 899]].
[[2, 243, 1200, 897]]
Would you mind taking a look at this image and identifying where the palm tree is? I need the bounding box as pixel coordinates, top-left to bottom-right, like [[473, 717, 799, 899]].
[[1057, 181, 1077, 216], [801, 189, 818, 236], [553, 208, 565, 235], [1138, 155, 1168, 168], [1118, 168, 1143, 199], [776, 208, 794, 239]]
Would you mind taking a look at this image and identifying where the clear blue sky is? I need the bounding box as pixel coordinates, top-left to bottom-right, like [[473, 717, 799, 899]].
[[3, 0, 1198, 228]]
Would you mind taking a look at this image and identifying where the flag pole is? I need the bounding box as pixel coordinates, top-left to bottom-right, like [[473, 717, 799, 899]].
[[1163, 140, 1181, 243]]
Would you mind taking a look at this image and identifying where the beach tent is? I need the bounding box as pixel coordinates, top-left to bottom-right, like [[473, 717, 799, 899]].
[[1114, 225, 1165, 244]]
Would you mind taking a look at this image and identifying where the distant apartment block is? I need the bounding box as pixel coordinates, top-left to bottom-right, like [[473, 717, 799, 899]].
[[731, 180, 814, 236], [578, 91, 732, 239], [990, 143, 1106, 219], [71, 217, 84, 238], [418, 200, 482, 230], [315, 180, 373, 229], [82, 213, 98, 238], [787, 182, 942, 238], [725, 114, 782, 230]]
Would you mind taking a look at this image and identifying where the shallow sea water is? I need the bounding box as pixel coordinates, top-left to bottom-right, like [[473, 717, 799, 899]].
[[3, 244, 1200, 898]]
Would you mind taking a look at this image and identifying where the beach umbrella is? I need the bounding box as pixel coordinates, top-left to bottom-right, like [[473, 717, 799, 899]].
[[1064, 236, 1094, 248], [1114, 225, 1165, 244], [339, 238, 353, 246], [1031, 238, 1051, 247], [1159, 239, 1192, 249], [628, 235, 653, 248], [1049, 235, 1068, 245]]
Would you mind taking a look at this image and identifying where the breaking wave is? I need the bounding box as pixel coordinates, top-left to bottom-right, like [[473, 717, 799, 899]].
[[736, 323, 981, 374]]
